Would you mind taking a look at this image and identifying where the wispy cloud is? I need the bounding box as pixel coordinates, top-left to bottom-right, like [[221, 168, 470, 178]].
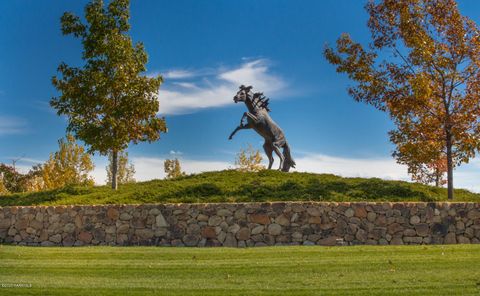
[[0, 116, 27, 136], [171, 82, 199, 89], [155, 59, 286, 115], [163, 70, 197, 79], [218, 59, 286, 92]]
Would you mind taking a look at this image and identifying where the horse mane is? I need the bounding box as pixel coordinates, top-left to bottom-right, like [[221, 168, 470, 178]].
[[252, 92, 271, 112]]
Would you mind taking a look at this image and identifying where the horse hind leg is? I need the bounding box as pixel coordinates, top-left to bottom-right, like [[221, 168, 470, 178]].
[[281, 143, 294, 172], [272, 144, 284, 171], [263, 142, 274, 169]]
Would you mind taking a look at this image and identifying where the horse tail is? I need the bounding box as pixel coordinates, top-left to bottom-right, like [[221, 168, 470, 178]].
[[282, 142, 296, 172]]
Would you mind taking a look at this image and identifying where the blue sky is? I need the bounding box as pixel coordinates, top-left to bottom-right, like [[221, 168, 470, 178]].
[[1, 0, 480, 190]]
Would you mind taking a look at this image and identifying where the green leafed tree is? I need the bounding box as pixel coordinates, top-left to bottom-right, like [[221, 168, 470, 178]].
[[164, 158, 186, 179], [42, 135, 95, 190], [51, 0, 167, 190], [106, 150, 135, 186]]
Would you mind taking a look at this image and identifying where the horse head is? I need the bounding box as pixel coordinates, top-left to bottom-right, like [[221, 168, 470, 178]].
[[233, 85, 253, 103]]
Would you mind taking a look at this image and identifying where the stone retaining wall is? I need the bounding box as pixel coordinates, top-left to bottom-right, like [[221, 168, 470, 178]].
[[0, 202, 479, 247]]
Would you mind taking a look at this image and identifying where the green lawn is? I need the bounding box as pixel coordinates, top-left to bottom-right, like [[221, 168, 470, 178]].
[[0, 245, 479, 295], [1, 170, 479, 206]]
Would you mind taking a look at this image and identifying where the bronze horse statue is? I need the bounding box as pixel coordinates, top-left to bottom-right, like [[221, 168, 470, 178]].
[[228, 85, 295, 172]]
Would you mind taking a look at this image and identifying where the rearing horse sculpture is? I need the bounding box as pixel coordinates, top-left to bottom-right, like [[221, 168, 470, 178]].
[[228, 85, 295, 172]]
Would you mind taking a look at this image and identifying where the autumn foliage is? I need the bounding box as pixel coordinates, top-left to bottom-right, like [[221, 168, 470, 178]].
[[164, 159, 186, 179], [0, 163, 45, 193], [42, 135, 95, 190], [324, 0, 480, 199], [235, 145, 265, 173]]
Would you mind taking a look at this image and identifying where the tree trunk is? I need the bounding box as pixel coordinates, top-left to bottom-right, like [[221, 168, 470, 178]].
[[446, 131, 454, 200], [111, 150, 118, 190]]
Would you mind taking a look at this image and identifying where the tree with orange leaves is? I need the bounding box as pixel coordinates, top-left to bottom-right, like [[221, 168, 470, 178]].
[[393, 136, 447, 186], [414, 158, 448, 187], [324, 0, 480, 199]]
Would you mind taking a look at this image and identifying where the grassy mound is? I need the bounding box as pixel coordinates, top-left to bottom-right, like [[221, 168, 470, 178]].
[[0, 170, 479, 206]]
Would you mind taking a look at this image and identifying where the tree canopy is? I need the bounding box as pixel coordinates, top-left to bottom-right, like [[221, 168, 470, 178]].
[[324, 0, 480, 199], [51, 0, 167, 189]]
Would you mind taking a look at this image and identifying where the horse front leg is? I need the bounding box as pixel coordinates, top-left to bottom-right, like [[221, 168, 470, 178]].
[[239, 113, 247, 125], [229, 114, 254, 140], [228, 123, 250, 140]]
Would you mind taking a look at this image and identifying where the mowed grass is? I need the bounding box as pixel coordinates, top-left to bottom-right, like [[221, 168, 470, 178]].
[[1, 170, 479, 206], [0, 245, 479, 295]]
